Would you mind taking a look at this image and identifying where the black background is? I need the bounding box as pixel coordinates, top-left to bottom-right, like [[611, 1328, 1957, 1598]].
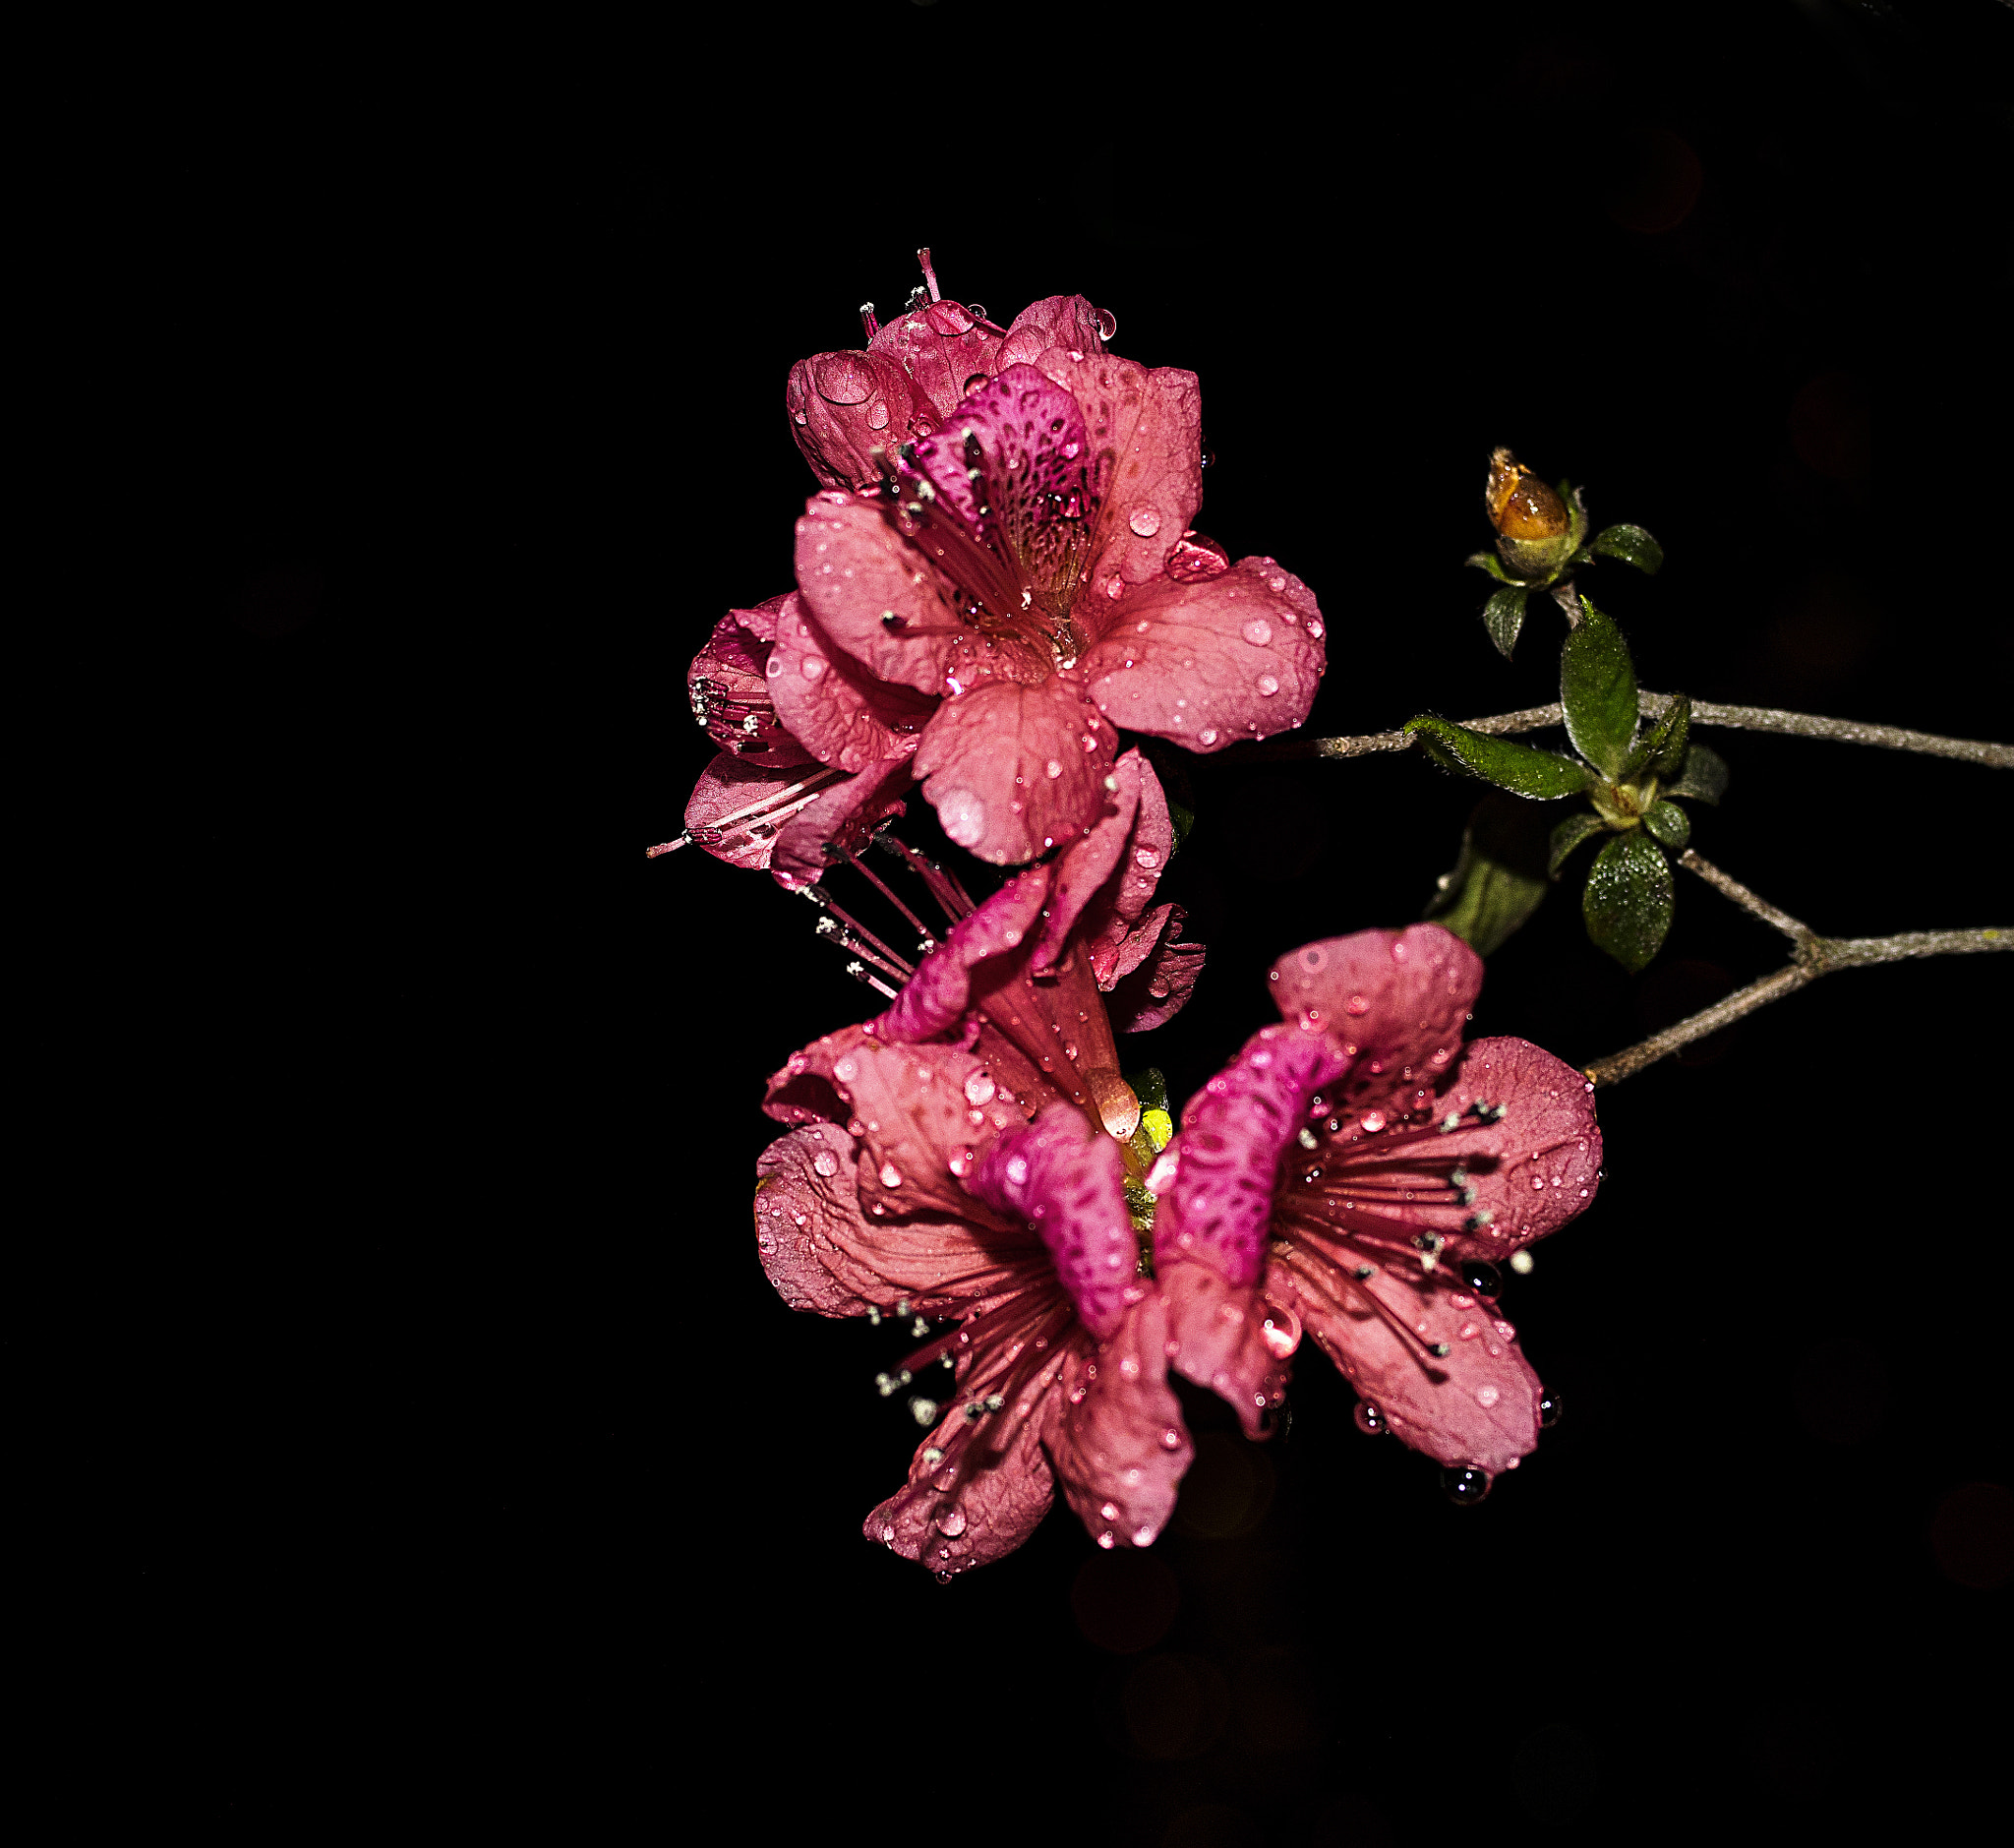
[[127, 0, 2011, 1837]]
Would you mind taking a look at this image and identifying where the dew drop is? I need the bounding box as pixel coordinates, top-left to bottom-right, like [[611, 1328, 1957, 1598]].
[[1133, 1524, 1156, 1547], [1460, 1260, 1502, 1299], [1129, 507, 1161, 538], [1359, 1110, 1387, 1134], [1159, 1426, 1182, 1450], [1474, 1383, 1502, 1409], [1353, 1401, 1388, 1437], [1441, 1465, 1492, 1507], [879, 1162, 903, 1189], [1537, 1388, 1564, 1428], [1096, 1530, 1115, 1549], [1241, 618, 1273, 647], [811, 1150, 840, 1178], [934, 1507, 968, 1536], [1256, 674, 1280, 697], [1344, 991, 1369, 1016], [1198, 727, 1218, 746]]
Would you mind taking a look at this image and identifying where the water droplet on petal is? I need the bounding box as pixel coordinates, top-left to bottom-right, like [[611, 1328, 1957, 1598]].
[[1353, 1401, 1388, 1437], [811, 1151, 840, 1177], [1096, 1530, 1115, 1549], [812, 354, 872, 406], [1241, 618, 1273, 647], [1441, 1465, 1492, 1507], [1129, 507, 1161, 538], [1045, 758, 1063, 779], [1198, 727, 1218, 746], [1537, 1388, 1564, 1427], [1256, 674, 1280, 696], [1474, 1383, 1502, 1409], [964, 1070, 997, 1105], [1160, 1427, 1182, 1450], [934, 1506, 968, 1536], [865, 400, 890, 431], [879, 1162, 903, 1189]]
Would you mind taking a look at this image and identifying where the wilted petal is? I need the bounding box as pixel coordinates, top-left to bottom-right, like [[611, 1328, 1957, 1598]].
[[1269, 1257, 1545, 1475], [870, 868, 1051, 1044], [768, 597, 935, 773], [1080, 558, 1326, 748], [1106, 907, 1205, 1033], [1266, 925, 1482, 1106], [787, 349, 917, 492], [755, 1126, 1008, 1317], [1158, 1026, 1349, 1289], [1429, 1038, 1603, 1262], [971, 1104, 1136, 1339], [769, 753, 913, 891], [913, 674, 1119, 864], [1050, 1294, 1192, 1550]]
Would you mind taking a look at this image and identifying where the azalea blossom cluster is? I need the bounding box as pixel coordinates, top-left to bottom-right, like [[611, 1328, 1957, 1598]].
[[681, 257, 1603, 1576]]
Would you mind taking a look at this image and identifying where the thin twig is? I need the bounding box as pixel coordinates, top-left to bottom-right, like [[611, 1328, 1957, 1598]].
[[1583, 876, 2008, 1091], [1247, 693, 2013, 767]]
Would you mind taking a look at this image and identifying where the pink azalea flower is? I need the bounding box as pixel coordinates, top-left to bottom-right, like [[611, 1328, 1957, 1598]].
[[1151, 924, 1602, 1490], [779, 254, 1328, 864], [752, 753, 1202, 1574]]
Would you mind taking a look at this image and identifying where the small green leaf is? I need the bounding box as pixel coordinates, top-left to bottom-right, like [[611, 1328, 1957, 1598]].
[[1465, 551, 1525, 585], [1642, 800, 1691, 849], [1559, 597, 1640, 780], [1124, 1066, 1168, 1112], [1589, 523, 1664, 574], [1582, 831, 1674, 973], [1165, 798, 1196, 856], [1482, 585, 1529, 659], [1663, 742, 1730, 805], [1424, 794, 1551, 957], [1548, 811, 1610, 877], [1620, 691, 1690, 783], [1405, 715, 1596, 801]]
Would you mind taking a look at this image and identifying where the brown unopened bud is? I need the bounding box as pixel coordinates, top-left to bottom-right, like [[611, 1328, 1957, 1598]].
[[1485, 447, 1577, 579]]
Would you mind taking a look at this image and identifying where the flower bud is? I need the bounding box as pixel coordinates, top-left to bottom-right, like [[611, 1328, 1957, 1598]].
[[1485, 447, 1577, 580]]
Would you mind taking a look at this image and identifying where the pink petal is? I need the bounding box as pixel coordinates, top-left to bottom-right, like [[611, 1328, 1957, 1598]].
[[995, 294, 1106, 369], [767, 598, 935, 774], [827, 1037, 1033, 1226], [1268, 1255, 1546, 1475], [755, 1126, 1011, 1318], [865, 1338, 1063, 1578], [1050, 1292, 1193, 1551], [1266, 924, 1482, 1108], [683, 753, 847, 870], [1106, 907, 1205, 1033], [687, 604, 818, 770], [793, 493, 971, 695], [1031, 749, 1145, 971], [1156, 1025, 1349, 1290], [732, 594, 786, 643], [1079, 557, 1327, 748], [1153, 1261, 1292, 1441], [970, 1104, 1136, 1340], [1084, 366, 1203, 598], [869, 297, 1006, 429], [1426, 1037, 1603, 1261], [786, 349, 917, 492], [768, 754, 913, 892], [913, 674, 1119, 865], [905, 366, 1096, 612], [869, 868, 1052, 1044]]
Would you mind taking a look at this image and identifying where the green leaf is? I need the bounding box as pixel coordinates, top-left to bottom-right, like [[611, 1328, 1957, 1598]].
[[1620, 691, 1689, 783], [1165, 798, 1196, 856], [1582, 832, 1674, 973], [1405, 715, 1596, 800], [1564, 485, 1590, 555], [1424, 794, 1551, 957], [1124, 1065, 1168, 1112], [1482, 585, 1529, 659], [1641, 801, 1691, 849], [1465, 551, 1525, 585], [1559, 597, 1640, 780], [1548, 811, 1610, 877], [1589, 523, 1664, 574], [1663, 742, 1730, 805]]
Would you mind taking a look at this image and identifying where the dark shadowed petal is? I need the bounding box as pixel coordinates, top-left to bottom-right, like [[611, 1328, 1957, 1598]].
[[1106, 907, 1206, 1033], [829, 1038, 1032, 1223], [913, 674, 1119, 864], [787, 350, 917, 491], [1069, 750, 1170, 978], [869, 298, 1007, 429], [1268, 1258, 1545, 1475], [767, 597, 936, 773], [1154, 1261, 1293, 1441], [970, 1104, 1137, 1339], [769, 753, 913, 891], [688, 601, 818, 769], [755, 1126, 1011, 1317], [1158, 1026, 1351, 1289], [1430, 1037, 1603, 1261], [1266, 925, 1482, 1107], [869, 869, 1052, 1044], [1051, 1293, 1194, 1551], [683, 754, 848, 870], [1080, 558, 1326, 748]]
